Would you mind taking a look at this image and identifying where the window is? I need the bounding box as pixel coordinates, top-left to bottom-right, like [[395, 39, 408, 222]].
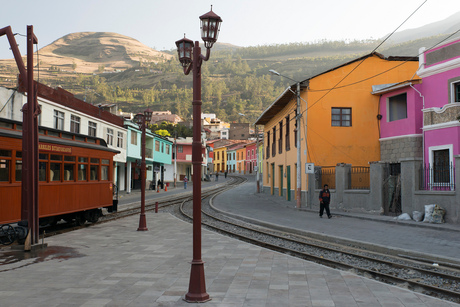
[[15, 151, 22, 182], [63, 156, 75, 181], [285, 115, 290, 151], [117, 132, 123, 148], [428, 145, 454, 190], [178, 145, 183, 153], [331, 107, 352, 126], [101, 159, 110, 181], [272, 127, 276, 157], [106, 128, 114, 146], [39, 153, 48, 182], [88, 121, 97, 137], [166, 144, 170, 155], [0, 150, 11, 182], [78, 157, 88, 181], [50, 155, 62, 182], [54, 110, 64, 130], [387, 94, 407, 122], [155, 140, 160, 151], [278, 121, 283, 154], [131, 130, 137, 145], [266, 131, 270, 158], [161, 143, 164, 153], [70, 115, 80, 133], [90, 158, 99, 181], [451, 80, 460, 103]]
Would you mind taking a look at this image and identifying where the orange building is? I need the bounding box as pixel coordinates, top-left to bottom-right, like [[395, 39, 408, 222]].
[[255, 52, 419, 201]]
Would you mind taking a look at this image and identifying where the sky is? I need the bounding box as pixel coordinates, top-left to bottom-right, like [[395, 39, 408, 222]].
[[0, 0, 458, 60]]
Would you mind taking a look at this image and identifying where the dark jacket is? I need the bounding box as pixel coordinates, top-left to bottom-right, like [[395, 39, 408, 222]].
[[319, 189, 330, 204]]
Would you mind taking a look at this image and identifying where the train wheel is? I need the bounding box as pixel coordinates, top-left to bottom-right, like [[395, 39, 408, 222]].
[[0, 224, 17, 245], [87, 209, 101, 223], [74, 213, 86, 226]]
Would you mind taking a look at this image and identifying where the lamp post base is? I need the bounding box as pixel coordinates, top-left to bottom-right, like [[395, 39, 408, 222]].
[[184, 260, 210, 303], [137, 214, 148, 231]]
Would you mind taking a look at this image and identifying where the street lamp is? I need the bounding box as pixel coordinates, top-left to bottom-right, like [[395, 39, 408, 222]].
[[175, 6, 222, 303], [134, 107, 153, 231], [269, 70, 304, 209]]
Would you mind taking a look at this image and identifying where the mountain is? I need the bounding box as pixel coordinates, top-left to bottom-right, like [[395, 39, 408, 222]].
[[383, 11, 460, 44]]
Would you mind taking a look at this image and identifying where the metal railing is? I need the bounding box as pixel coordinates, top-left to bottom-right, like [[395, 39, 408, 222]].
[[348, 166, 370, 190], [315, 166, 336, 189], [420, 163, 455, 191]]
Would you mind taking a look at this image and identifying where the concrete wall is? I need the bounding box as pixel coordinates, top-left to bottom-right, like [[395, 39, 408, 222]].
[[260, 157, 460, 224]]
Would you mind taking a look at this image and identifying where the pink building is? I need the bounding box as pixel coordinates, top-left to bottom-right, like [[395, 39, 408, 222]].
[[374, 38, 460, 190], [245, 142, 257, 174]]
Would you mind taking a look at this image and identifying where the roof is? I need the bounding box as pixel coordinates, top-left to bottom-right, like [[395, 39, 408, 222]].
[[371, 79, 422, 95], [254, 52, 418, 126]]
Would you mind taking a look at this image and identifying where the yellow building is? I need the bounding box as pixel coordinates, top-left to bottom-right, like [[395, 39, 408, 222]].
[[213, 145, 227, 173], [255, 52, 419, 201]]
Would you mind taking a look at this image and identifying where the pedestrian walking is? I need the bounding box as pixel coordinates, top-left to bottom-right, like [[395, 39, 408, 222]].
[[319, 184, 332, 219], [183, 177, 188, 189], [216, 172, 219, 181], [224, 170, 227, 178]]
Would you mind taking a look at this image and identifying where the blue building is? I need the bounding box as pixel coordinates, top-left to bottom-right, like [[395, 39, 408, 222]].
[[125, 120, 172, 193]]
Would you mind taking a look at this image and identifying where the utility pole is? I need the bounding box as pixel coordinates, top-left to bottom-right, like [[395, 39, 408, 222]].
[[174, 131, 177, 188]]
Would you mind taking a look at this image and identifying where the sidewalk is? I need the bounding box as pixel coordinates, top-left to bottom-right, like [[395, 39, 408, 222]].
[[213, 175, 460, 262]]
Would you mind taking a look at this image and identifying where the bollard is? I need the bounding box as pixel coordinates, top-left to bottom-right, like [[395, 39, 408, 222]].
[[157, 185, 159, 193], [165, 185, 167, 192], [155, 202, 158, 213]]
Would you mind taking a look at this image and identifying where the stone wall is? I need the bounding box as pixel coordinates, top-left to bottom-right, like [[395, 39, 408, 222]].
[[380, 136, 422, 162]]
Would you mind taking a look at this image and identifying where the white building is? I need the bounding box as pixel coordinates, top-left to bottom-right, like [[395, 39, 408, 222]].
[[0, 85, 128, 191]]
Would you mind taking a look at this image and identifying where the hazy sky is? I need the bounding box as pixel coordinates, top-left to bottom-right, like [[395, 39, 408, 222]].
[[0, 0, 458, 60]]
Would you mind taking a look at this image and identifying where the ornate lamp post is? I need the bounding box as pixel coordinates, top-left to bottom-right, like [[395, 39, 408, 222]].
[[175, 6, 222, 303], [134, 108, 153, 231]]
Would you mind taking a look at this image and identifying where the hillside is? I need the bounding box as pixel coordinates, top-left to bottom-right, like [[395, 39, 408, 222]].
[[0, 11, 459, 125]]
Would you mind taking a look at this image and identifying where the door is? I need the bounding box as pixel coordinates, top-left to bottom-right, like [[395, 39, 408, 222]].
[[287, 165, 291, 201], [279, 165, 283, 197]]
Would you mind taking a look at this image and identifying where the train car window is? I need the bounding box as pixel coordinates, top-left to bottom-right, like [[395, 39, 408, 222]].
[[101, 165, 109, 180], [16, 124, 22, 131], [15, 152, 22, 182], [75, 136, 85, 142], [64, 156, 76, 162], [64, 156, 76, 181], [50, 163, 61, 181], [90, 165, 98, 181], [39, 162, 47, 182], [101, 159, 110, 181], [0, 159, 10, 182], [90, 158, 99, 164], [51, 155, 63, 161], [64, 164, 74, 181], [78, 157, 88, 181], [39, 128, 46, 135], [78, 165, 87, 181], [39, 153, 48, 160], [0, 150, 12, 157], [62, 133, 73, 139]]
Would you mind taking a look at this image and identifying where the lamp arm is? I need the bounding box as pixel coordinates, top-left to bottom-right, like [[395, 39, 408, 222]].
[[183, 63, 193, 75], [201, 47, 211, 62]]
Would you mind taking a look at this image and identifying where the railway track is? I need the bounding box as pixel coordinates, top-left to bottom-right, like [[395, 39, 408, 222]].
[[177, 179, 460, 304]]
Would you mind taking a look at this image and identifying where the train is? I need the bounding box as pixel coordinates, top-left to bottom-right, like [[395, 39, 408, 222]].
[[0, 118, 119, 227]]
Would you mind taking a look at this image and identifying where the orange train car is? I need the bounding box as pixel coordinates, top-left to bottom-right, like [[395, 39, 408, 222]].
[[0, 118, 119, 226]]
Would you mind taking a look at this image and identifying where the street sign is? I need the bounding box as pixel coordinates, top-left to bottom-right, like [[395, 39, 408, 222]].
[[305, 163, 314, 174]]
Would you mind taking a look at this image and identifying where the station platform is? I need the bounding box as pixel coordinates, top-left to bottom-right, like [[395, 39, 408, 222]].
[[0, 175, 459, 306]]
